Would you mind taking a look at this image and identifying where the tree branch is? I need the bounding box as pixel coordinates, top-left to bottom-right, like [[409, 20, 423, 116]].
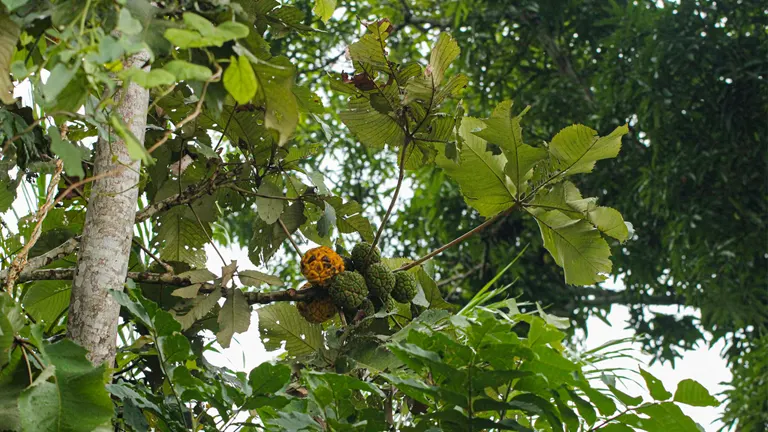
[[396, 205, 517, 272], [11, 268, 324, 305], [0, 237, 79, 282]]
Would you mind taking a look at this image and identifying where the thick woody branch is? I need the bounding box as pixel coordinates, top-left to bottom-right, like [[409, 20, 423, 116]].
[[12, 267, 322, 305], [0, 237, 79, 281]]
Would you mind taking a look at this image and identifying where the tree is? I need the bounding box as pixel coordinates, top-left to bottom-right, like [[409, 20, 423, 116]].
[[260, 0, 765, 426], [0, 1, 725, 431]]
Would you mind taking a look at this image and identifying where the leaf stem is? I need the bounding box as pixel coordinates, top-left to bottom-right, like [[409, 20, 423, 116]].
[[368, 138, 410, 256], [396, 204, 516, 272], [278, 218, 302, 257]]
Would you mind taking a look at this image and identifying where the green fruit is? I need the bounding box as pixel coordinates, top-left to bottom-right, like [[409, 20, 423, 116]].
[[364, 263, 395, 298], [351, 242, 381, 270], [392, 271, 418, 303], [329, 271, 368, 309]]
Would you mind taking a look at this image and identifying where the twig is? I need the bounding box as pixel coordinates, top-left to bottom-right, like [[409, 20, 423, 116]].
[[187, 203, 226, 267], [5, 160, 64, 296], [396, 205, 517, 272], [437, 263, 484, 287], [227, 184, 300, 201], [213, 103, 237, 152], [368, 139, 409, 256], [132, 239, 173, 274], [278, 218, 302, 257], [146, 66, 222, 154], [0, 237, 79, 282]]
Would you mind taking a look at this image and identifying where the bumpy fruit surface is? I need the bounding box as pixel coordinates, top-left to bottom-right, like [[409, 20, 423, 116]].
[[392, 271, 418, 303], [301, 246, 345, 285], [296, 284, 337, 324], [351, 242, 381, 270], [364, 263, 395, 298], [329, 271, 368, 309]]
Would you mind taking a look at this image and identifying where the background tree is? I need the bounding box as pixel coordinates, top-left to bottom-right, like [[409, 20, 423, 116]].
[[0, 0, 752, 430]]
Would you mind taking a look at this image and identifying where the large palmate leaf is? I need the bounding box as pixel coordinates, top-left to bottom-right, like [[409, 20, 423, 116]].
[[312, 0, 337, 23], [436, 117, 516, 217], [529, 208, 612, 285], [529, 181, 630, 242], [339, 96, 405, 149], [22, 281, 71, 326], [257, 303, 323, 357], [472, 101, 547, 194], [18, 340, 113, 432], [172, 290, 221, 330], [347, 19, 393, 71], [549, 124, 628, 176], [217, 288, 251, 348], [254, 57, 298, 146], [152, 206, 209, 268]]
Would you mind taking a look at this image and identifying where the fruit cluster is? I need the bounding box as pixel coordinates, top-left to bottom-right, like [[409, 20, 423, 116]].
[[295, 243, 418, 326]]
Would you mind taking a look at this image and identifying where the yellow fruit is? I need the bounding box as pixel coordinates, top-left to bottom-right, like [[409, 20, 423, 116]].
[[296, 283, 338, 324], [301, 246, 345, 285]]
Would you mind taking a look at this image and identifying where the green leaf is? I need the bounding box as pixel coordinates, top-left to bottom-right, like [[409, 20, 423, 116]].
[[316, 201, 336, 238], [257, 303, 323, 357], [164, 13, 249, 48], [527, 316, 565, 347], [598, 424, 635, 432], [177, 269, 217, 283], [549, 123, 628, 175], [254, 59, 298, 146], [152, 206, 209, 268], [0, 350, 27, 430], [239, 270, 283, 287], [249, 202, 306, 266], [607, 385, 643, 407], [109, 115, 152, 164], [0, 13, 20, 104], [163, 60, 213, 82], [18, 340, 113, 432], [22, 281, 71, 325], [48, 126, 85, 179], [249, 362, 291, 395], [473, 101, 546, 194], [587, 206, 629, 242], [427, 32, 460, 86], [255, 180, 284, 224], [224, 56, 258, 104], [123, 69, 175, 89], [158, 333, 192, 364], [347, 20, 393, 71], [636, 402, 700, 431], [529, 208, 612, 285], [217, 288, 251, 348], [579, 385, 617, 416], [436, 117, 516, 217], [172, 290, 222, 330], [673, 379, 719, 407], [43, 62, 79, 102], [312, 0, 336, 23], [117, 8, 142, 35], [640, 368, 672, 401], [339, 96, 405, 149]]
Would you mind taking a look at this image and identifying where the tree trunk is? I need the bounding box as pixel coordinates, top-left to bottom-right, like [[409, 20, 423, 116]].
[[67, 51, 150, 366]]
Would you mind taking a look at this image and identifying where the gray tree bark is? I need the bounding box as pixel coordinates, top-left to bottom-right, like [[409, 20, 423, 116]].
[[67, 51, 150, 366]]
